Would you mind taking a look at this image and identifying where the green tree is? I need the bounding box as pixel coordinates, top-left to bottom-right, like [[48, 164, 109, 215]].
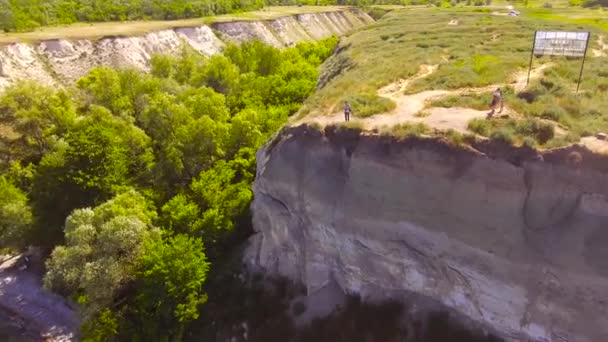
[[133, 234, 210, 341], [224, 109, 264, 158], [169, 116, 227, 181], [191, 55, 240, 95], [178, 87, 230, 122], [32, 106, 154, 246], [81, 308, 119, 342], [162, 148, 255, 248], [44, 190, 159, 316], [0, 81, 75, 164], [0, 176, 33, 250]]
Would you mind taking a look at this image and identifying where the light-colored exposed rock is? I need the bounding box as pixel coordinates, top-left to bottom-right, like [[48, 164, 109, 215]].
[[246, 125, 608, 342], [0, 9, 372, 89], [213, 21, 284, 47], [269, 16, 314, 47], [0, 43, 55, 89]]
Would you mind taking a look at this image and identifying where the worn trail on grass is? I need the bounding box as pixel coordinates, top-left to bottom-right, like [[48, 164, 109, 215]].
[[298, 63, 551, 133], [592, 35, 607, 57]]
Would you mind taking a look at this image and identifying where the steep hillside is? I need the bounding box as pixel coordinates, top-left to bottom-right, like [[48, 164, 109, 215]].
[[246, 125, 608, 342], [245, 7, 608, 341], [0, 8, 372, 90]]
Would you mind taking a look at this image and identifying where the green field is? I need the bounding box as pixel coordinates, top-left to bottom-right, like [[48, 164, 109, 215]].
[[301, 6, 608, 148]]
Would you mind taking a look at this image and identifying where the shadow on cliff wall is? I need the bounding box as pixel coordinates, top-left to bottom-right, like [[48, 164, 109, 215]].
[[186, 272, 503, 342]]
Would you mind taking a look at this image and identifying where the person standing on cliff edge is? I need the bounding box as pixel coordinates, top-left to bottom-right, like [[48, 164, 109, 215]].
[[487, 88, 504, 118], [344, 101, 352, 121]]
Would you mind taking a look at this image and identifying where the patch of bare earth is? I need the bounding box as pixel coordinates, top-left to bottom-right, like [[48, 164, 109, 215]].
[[592, 35, 607, 57], [0, 255, 79, 342]]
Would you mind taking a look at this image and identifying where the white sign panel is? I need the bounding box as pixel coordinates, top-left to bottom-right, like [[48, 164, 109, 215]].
[[534, 31, 590, 57]]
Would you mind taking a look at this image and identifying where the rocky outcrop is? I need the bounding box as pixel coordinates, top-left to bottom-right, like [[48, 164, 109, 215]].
[[0, 9, 372, 90], [246, 125, 608, 342]]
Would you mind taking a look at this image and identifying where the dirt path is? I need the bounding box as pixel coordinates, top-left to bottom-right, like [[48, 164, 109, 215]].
[[0, 256, 79, 342], [592, 35, 607, 57], [297, 63, 551, 133]]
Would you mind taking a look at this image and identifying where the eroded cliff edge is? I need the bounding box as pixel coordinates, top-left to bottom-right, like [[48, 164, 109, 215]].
[[246, 125, 608, 342], [0, 9, 372, 90]]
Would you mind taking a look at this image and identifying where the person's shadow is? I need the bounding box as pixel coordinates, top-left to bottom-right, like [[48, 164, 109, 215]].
[[486, 108, 503, 119]]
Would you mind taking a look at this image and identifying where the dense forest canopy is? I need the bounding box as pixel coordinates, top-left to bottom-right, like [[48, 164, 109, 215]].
[[0, 37, 338, 340]]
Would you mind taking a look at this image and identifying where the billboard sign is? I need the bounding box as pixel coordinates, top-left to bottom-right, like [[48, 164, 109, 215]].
[[533, 31, 590, 57]]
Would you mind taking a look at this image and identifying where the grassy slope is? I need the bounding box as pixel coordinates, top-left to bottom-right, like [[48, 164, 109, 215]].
[[0, 6, 350, 44], [301, 6, 608, 147]]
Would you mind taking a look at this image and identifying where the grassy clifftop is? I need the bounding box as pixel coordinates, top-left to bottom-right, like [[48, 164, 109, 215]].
[[299, 6, 608, 150]]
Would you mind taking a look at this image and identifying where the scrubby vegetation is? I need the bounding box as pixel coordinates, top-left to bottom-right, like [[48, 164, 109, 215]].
[[385, 122, 431, 138], [468, 117, 556, 146], [302, 7, 608, 147], [346, 93, 396, 117], [0, 37, 337, 340]]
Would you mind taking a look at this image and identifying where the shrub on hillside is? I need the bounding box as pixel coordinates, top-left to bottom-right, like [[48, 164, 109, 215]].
[[468, 117, 554, 146], [515, 118, 554, 144], [388, 122, 431, 138], [344, 93, 396, 118], [490, 128, 514, 145], [468, 118, 493, 136]]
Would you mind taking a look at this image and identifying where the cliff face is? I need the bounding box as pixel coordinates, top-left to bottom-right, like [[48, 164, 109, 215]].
[[0, 9, 372, 89], [246, 125, 608, 342]]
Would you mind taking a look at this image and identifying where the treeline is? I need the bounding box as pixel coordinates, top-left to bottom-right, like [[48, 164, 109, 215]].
[[0, 0, 266, 31], [0, 0, 434, 32], [0, 37, 337, 340]]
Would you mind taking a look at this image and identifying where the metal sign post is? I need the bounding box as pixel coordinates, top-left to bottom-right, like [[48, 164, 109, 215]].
[[526, 31, 590, 93], [576, 34, 591, 94], [526, 31, 538, 86]]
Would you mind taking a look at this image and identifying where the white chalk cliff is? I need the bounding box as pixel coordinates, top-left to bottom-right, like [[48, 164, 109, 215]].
[[246, 125, 608, 342], [0, 9, 373, 90]]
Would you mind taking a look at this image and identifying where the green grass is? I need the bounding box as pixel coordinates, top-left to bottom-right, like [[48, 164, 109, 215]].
[[525, 8, 608, 31], [468, 116, 557, 146], [345, 93, 396, 117], [301, 6, 608, 146], [383, 122, 431, 138], [429, 91, 494, 110], [0, 6, 352, 44]]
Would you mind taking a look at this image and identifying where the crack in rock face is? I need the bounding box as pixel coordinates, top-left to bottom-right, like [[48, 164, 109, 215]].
[[246, 125, 608, 342]]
